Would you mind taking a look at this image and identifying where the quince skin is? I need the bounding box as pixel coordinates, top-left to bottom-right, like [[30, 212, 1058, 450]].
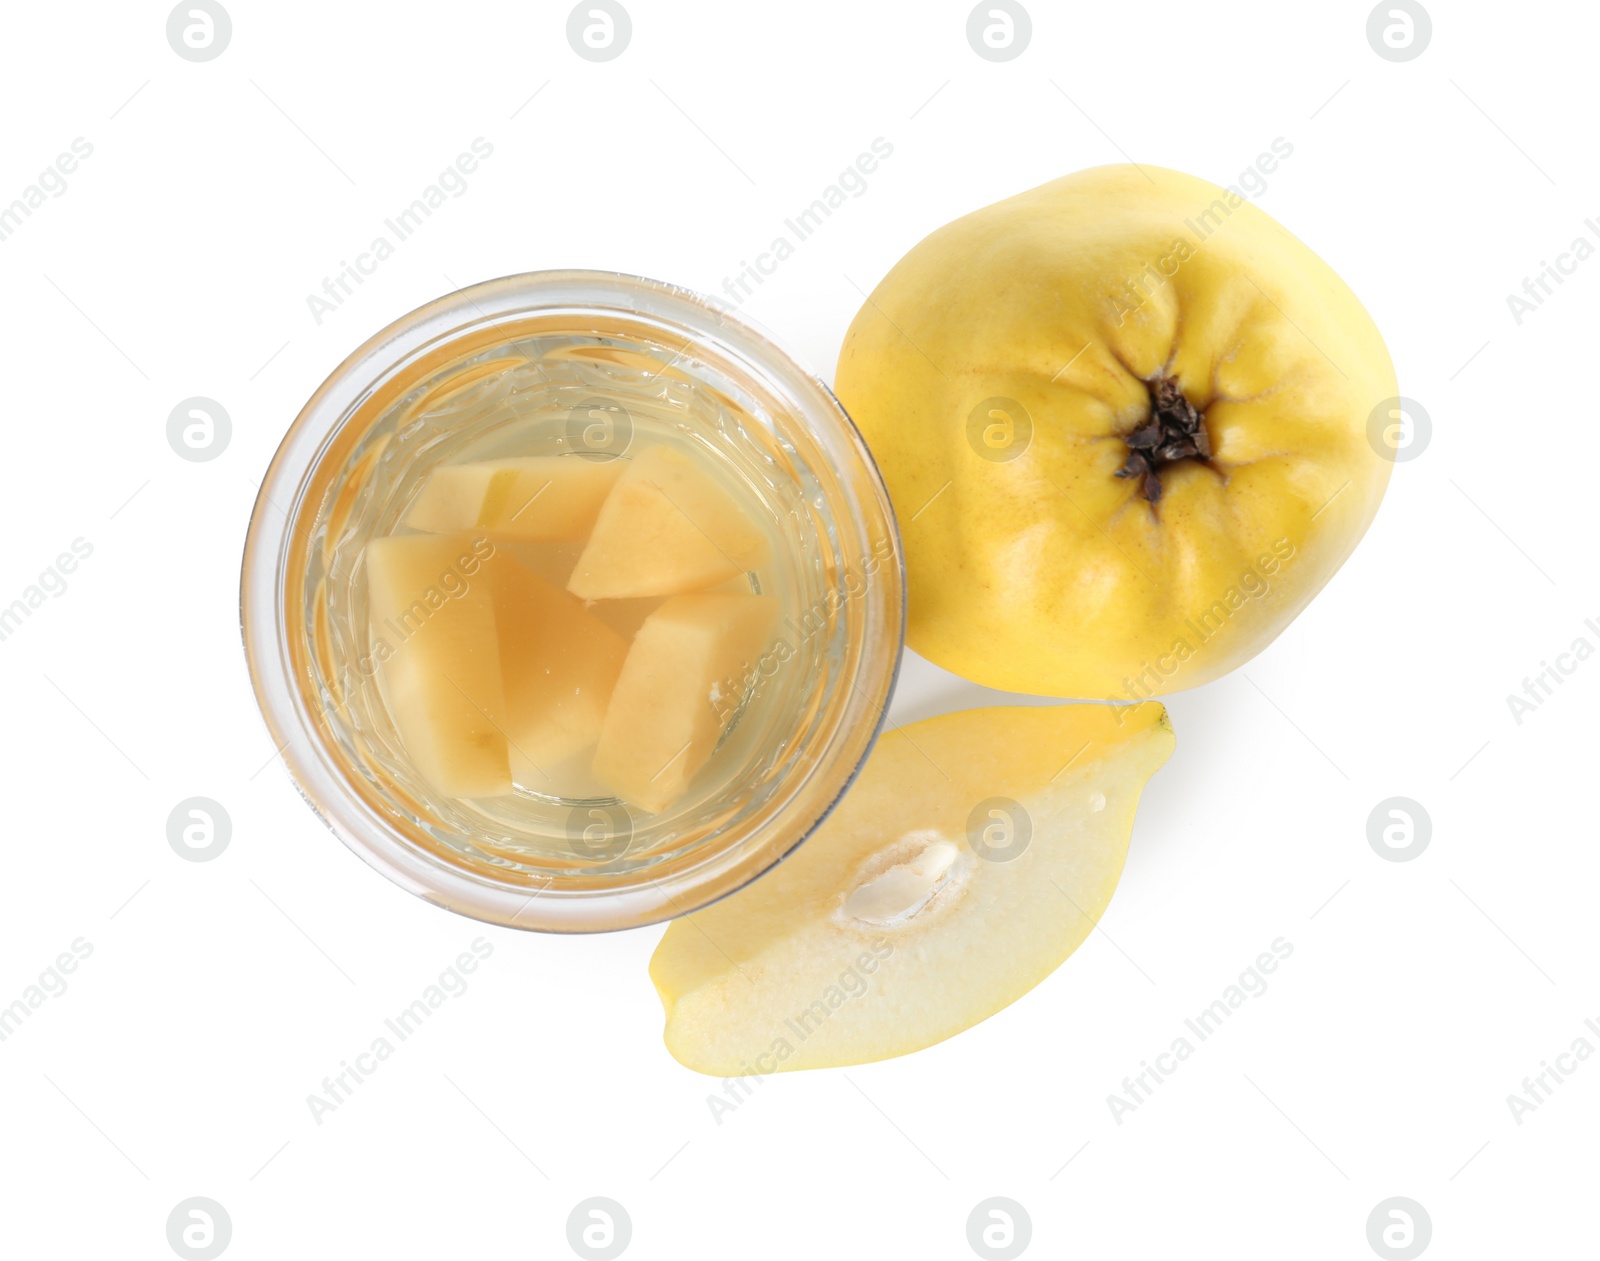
[[835, 164, 1397, 698]]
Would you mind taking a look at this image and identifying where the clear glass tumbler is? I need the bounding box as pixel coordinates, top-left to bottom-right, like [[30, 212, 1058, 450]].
[[240, 271, 903, 932]]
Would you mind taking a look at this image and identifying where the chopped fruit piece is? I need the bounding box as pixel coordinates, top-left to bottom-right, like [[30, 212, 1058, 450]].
[[499, 540, 584, 589], [583, 594, 666, 641], [568, 445, 770, 599], [650, 702, 1174, 1073], [487, 554, 629, 786], [404, 455, 623, 541], [582, 577, 749, 642], [592, 593, 779, 812], [364, 533, 510, 798]]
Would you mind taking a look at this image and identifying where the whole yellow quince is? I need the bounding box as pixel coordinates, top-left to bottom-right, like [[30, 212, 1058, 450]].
[[835, 164, 1397, 700]]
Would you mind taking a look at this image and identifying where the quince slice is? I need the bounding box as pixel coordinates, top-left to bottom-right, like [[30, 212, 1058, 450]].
[[364, 533, 510, 798], [650, 702, 1173, 1073], [489, 556, 629, 786], [567, 445, 770, 600], [592, 592, 779, 812], [405, 455, 623, 541]]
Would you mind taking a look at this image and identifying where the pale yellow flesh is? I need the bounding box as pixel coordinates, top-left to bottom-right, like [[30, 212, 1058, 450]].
[[364, 533, 510, 798], [368, 439, 773, 809], [592, 593, 779, 813], [405, 456, 623, 541], [499, 540, 667, 640], [650, 702, 1174, 1074], [487, 555, 628, 786], [568, 445, 771, 600], [834, 164, 1397, 697]]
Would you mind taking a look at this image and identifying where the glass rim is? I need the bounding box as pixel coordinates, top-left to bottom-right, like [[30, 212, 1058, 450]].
[[239, 269, 905, 933]]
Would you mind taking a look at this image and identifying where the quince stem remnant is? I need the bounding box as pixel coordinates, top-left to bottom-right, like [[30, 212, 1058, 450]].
[[1116, 375, 1213, 504]]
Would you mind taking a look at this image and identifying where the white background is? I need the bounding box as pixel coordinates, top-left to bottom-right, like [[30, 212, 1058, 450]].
[[0, 1, 1593, 1257]]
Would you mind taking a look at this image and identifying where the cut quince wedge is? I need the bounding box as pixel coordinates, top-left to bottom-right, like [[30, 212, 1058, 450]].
[[592, 592, 779, 813], [488, 554, 629, 785], [650, 702, 1174, 1074], [405, 455, 623, 541], [364, 532, 510, 798], [568, 445, 770, 599]]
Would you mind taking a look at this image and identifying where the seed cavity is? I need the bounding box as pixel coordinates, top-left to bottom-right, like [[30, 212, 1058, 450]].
[[842, 833, 969, 927]]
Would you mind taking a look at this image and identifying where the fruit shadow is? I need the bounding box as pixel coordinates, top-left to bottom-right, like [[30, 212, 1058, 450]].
[[886, 648, 1065, 726]]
